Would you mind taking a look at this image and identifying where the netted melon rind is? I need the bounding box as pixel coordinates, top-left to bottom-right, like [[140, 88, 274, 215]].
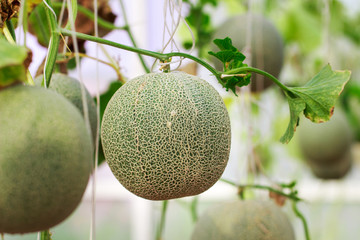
[[34, 73, 97, 141], [101, 72, 231, 200], [191, 200, 296, 240], [0, 85, 92, 233]]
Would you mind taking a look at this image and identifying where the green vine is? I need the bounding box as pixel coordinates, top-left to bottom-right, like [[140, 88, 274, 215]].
[[43, 0, 61, 87], [59, 29, 288, 90], [156, 200, 169, 240], [40, 229, 52, 240]]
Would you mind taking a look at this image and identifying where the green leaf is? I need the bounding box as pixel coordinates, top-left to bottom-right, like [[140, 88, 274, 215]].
[[208, 50, 238, 65], [28, 3, 52, 46], [290, 64, 351, 123], [212, 37, 237, 52], [0, 40, 28, 67], [280, 94, 306, 144], [0, 39, 29, 87], [200, 0, 218, 6], [209, 37, 251, 94], [280, 64, 351, 143]]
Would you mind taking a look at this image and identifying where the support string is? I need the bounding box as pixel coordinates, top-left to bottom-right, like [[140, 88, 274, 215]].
[[152, 0, 195, 72]]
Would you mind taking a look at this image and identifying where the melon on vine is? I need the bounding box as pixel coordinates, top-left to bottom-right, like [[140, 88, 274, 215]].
[[0, 85, 93, 234], [191, 200, 295, 240], [212, 14, 284, 92], [297, 107, 354, 179], [35, 73, 97, 142], [101, 72, 231, 200]]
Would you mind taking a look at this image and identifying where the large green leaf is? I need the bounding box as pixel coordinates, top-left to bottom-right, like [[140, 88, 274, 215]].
[[0, 39, 28, 67], [0, 39, 29, 87], [290, 65, 351, 122], [280, 64, 351, 143]]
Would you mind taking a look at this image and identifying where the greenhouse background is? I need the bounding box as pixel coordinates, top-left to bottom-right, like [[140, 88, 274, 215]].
[[2, 0, 360, 239]]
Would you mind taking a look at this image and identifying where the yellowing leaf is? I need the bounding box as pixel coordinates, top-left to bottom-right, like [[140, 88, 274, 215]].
[[280, 64, 351, 143], [290, 65, 351, 123]]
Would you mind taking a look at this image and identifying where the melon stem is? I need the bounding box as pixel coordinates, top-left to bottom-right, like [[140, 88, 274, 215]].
[[156, 200, 169, 240], [59, 29, 293, 95], [292, 201, 311, 240], [224, 66, 292, 93], [40, 229, 52, 240], [220, 178, 303, 202]]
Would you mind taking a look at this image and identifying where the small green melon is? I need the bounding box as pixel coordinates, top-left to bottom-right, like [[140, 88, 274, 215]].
[[298, 107, 354, 179], [0, 85, 93, 234], [212, 14, 284, 92], [191, 200, 295, 240], [101, 72, 231, 200], [35, 73, 97, 141]]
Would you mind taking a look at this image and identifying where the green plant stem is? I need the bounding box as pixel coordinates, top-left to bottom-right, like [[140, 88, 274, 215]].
[[190, 197, 198, 222], [60, 29, 218, 75], [5, 20, 16, 41], [220, 178, 303, 202], [292, 201, 311, 240], [156, 200, 169, 240], [43, 0, 61, 87], [51, 2, 125, 31], [40, 229, 52, 240], [119, 0, 150, 73], [59, 30, 293, 93], [224, 66, 292, 92]]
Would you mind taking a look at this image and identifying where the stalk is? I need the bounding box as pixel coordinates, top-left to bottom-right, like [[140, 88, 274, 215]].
[[219, 179, 303, 202], [52, 2, 125, 31], [190, 197, 198, 222], [292, 201, 311, 240], [59, 29, 291, 92], [224, 66, 291, 92], [5, 20, 16, 41], [40, 229, 52, 240], [43, 0, 61, 87], [155, 200, 169, 240]]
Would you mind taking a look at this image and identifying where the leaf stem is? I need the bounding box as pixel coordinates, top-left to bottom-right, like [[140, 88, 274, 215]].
[[190, 197, 198, 222], [40, 229, 52, 240], [292, 201, 311, 240], [5, 20, 16, 41], [225, 66, 291, 92], [219, 178, 303, 202], [43, 0, 61, 87], [156, 200, 169, 240], [51, 2, 125, 31], [60, 29, 220, 78]]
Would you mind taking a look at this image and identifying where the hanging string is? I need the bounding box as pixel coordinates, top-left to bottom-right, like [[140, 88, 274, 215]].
[[238, 0, 256, 181], [151, 0, 195, 72], [322, 0, 331, 62], [90, 0, 100, 238], [16, 0, 25, 45]]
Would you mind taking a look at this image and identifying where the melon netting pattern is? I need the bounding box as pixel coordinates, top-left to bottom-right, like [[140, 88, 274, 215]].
[[101, 72, 231, 200]]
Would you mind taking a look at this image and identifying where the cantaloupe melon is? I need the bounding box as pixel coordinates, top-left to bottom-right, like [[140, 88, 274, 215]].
[[191, 200, 295, 240], [101, 72, 231, 200], [212, 14, 284, 92], [298, 107, 354, 179], [35, 73, 97, 141], [0, 85, 93, 233]]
